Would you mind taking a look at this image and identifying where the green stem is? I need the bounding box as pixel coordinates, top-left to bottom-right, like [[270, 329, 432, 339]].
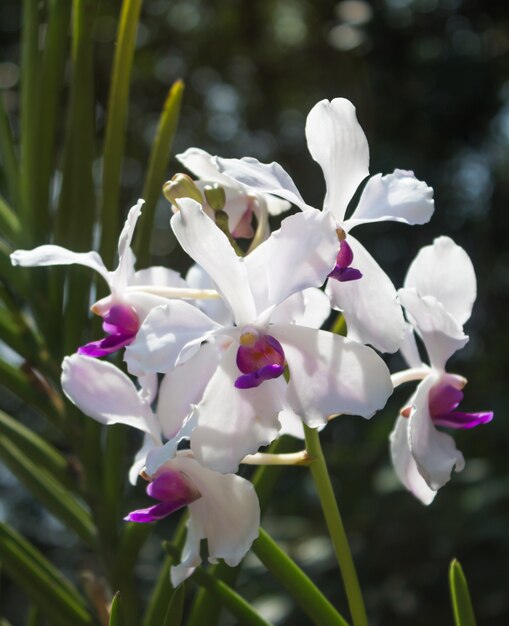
[[253, 528, 349, 626], [304, 424, 368, 626]]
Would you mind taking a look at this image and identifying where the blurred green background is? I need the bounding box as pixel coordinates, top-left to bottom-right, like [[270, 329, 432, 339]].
[[1, 0, 508, 624]]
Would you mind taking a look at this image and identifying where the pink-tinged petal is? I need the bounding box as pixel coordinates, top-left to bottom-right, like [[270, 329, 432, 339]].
[[61, 355, 158, 436], [271, 288, 331, 329], [271, 324, 393, 427], [171, 516, 205, 586], [305, 98, 369, 223], [346, 170, 434, 229], [124, 302, 221, 376], [245, 209, 338, 315], [78, 333, 134, 357], [157, 342, 222, 440], [10, 245, 110, 285], [171, 198, 256, 326], [172, 456, 260, 568], [110, 200, 144, 293], [408, 376, 465, 491], [190, 344, 284, 473], [404, 236, 476, 327], [389, 415, 436, 505], [215, 156, 311, 211], [398, 288, 468, 371], [326, 236, 405, 353]]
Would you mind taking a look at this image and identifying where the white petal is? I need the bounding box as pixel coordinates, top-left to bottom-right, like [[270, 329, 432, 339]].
[[171, 198, 256, 326], [111, 199, 144, 293], [404, 236, 476, 326], [389, 415, 436, 505], [271, 288, 331, 329], [398, 289, 468, 370], [245, 209, 337, 315], [124, 302, 220, 376], [215, 156, 310, 211], [346, 170, 434, 228], [265, 195, 291, 216], [409, 375, 465, 491], [278, 408, 305, 439], [171, 515, 205, 586], [326, 236, 405, 353], [174, 456, 260, 567], [190, 344, 283, 473], [61, 355, 158, 436], [138, 373, 158, 405], [128, 435, 158, 485], [185, 264, 232, 326], [177, 147, 234, 185], [10, 245, 110, 285], [399, 323, 423, 368], [272, 324, 393, 427], [157, 343, 222, 440], [305, 98, 369, 223], [130, 266, 188, 289]]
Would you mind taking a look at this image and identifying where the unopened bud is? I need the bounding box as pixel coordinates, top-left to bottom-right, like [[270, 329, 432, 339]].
[[163, 173, 203, 206], [204, 183, 226, 211]]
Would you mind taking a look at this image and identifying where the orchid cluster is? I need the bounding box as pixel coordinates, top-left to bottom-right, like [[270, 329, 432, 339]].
[[11, 98, 493, 588]]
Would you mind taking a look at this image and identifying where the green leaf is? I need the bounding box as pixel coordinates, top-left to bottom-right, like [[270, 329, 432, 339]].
[[0, 84, 20, 212], [164, 543, 271, 626], [162, 584, 185, 626], [99, 0, 144, 266], [0, 194, 22, 245], [109, 593, 123, 626], [134, 80, 184, 267], [0, 522, 96, 626], [449, 559, 477, 626], [34, 0, 72, 240], [0, 435, 96, 546], [252, 529, 350, 626]]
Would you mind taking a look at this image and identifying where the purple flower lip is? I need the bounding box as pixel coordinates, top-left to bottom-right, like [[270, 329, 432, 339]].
[[124, 469, 201, 524], [328, 239, 362, 283], [78, 303, 140, 357], [429, 382, 493, 430], [235, 328, 286, 389]]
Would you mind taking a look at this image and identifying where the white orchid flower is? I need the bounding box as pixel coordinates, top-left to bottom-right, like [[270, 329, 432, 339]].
[[125, 199, 393, 474], [10, 201, 204, 357], [390, 237, 493, 504], [177, 147, 290, 240], [60, 353, 259, 585], [214, 98, 435, 353]]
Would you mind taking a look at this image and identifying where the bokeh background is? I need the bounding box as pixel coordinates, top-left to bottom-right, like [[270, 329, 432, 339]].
[[1, 0, 508, 624]]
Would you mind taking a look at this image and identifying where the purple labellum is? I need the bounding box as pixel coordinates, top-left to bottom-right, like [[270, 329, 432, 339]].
[[429, 382, 493, 430], [78, 303, 140, 358], [235, 328, 286, 389], [124, 468, 201, 524], [328, 239, 362, 283]]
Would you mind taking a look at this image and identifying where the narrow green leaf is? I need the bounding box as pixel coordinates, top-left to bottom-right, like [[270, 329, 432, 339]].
[[0, 409, 75, 490], [134, 80, 184, 267], [19, 0, 40, 235], [0, 522, 95, 626], [0, 358, 64, 427], [164, 543, 271, 626], [0, 436, 96, 546], [252, 529, 350, 626], [162, 584, 185, 626], [34, 0, 72, 239], [449, 559, 477, 626], [25, 605, 42, 626], [109, 593, 123, 626], [0, 194, 22, 244], [99, 0, 143, 267], [0, 93, 19, 211]]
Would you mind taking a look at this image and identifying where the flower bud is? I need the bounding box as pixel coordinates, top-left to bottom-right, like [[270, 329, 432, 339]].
[[203, 183, 226, 212], [163, 173, 203, 206]]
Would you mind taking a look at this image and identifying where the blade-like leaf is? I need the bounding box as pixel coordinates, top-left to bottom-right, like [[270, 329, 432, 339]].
[[0, 436, 96, 545], [109, 593, 123, 626], [99, 0, 143, 267], [0, 522, 95, 626], [0, 90, 20, 210], [162, 584, 185, 626], [449, 559, 477, 626], [0, 194, 22, 245], [134, 80, 184, 267]]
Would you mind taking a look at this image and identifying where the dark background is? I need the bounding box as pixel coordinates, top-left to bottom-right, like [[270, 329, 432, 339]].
[[1, 0, 508, 624]]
